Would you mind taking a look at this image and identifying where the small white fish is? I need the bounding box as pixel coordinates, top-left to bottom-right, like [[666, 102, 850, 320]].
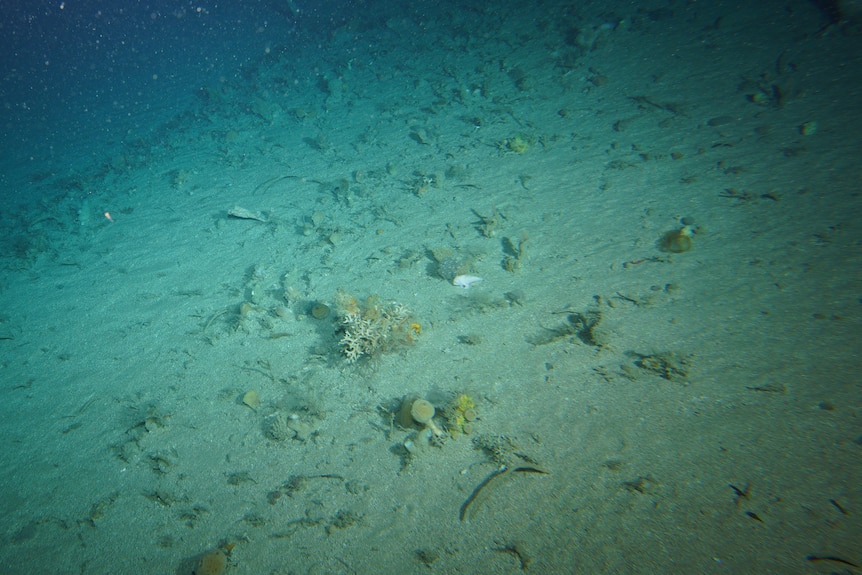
[[452, 275, 483, 289]]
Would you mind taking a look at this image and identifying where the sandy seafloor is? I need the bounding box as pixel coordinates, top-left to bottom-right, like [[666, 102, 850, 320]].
[[0, 1, 860, 573]]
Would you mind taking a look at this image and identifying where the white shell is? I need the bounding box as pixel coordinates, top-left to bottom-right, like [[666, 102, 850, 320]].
[[452, 275, 483, 288]]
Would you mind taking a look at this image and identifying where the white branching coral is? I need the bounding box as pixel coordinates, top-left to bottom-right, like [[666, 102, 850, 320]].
[[339, 313, 380, 363], [338, 300, 414, 363]]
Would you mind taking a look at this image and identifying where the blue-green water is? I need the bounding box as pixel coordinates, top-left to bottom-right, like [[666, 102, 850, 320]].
[[0, 1, 860, 573]]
